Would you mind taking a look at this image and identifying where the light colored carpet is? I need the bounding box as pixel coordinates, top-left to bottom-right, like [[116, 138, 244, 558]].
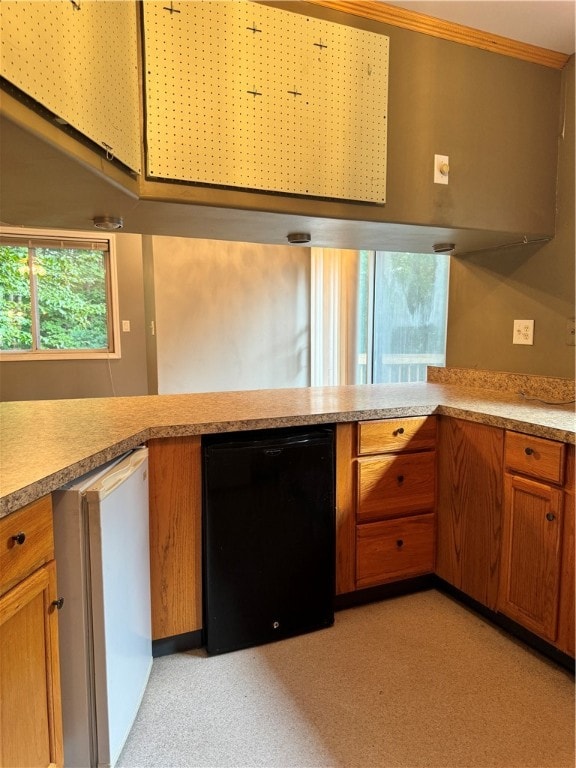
[[117, 590, 575, 768]]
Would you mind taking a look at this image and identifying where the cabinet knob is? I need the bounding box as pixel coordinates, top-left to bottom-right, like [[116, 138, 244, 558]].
[[524, 447, 534, 456], [394, 427, 405, 436], [546, 512, 556, 522], [11, 531, 26, 545], [397, 475, 405, 484], [396, 539, 404, 548], [51, 597, 65, 610]]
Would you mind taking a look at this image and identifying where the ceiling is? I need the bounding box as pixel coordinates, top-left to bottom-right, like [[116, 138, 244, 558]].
[[381, 1, 576, 54]]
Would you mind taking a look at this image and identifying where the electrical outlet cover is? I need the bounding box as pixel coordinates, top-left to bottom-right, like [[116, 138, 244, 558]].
[[513, 319, 534, 345]]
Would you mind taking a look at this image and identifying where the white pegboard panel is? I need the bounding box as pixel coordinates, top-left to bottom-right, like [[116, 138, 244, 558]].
[[0, 0, 141, 173], [143, 1, 388, 203]]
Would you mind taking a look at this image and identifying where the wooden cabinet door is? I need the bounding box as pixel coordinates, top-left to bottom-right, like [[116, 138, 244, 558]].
[[498, 474, 563, 642], [436, 418, 504, 609], [0, 561, 63, 768]]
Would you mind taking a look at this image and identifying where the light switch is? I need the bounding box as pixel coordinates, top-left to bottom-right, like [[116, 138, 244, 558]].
[[434, 154, 449, 185], [122, 320, 131, 332]]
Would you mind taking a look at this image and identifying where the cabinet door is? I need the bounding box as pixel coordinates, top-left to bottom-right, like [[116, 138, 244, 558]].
[[436, 418, 503, 609], [0, 561, 63, 768], [498, 474, 563, 642]]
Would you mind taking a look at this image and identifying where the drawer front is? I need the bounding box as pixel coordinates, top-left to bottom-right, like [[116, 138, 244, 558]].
[[356, 513, 435, 588], [357, 451, 435, 522], [358, 416, 436, 455], [505, 431, 566, 485], [0, 496, 54, 596]]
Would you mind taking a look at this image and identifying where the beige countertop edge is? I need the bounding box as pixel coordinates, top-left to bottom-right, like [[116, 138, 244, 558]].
[[1, 396, 574, 519]]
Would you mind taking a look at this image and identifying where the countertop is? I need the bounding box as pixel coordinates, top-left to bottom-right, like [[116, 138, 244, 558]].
[[1, 380, 574, 517]]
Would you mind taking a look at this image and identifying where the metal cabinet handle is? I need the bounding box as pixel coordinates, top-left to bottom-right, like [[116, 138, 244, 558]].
[[546, 512, 556, 522], [11, 531, 26, 545], [396, 539, 404, 548], [51, 597, 65, 610], [397, 475, 405, 484], [525, 447, 534, 456], [393, 427, 405, 436]]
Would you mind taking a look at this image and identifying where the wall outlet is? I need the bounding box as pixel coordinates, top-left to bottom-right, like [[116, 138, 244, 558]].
[[513, 319, 534, 345]]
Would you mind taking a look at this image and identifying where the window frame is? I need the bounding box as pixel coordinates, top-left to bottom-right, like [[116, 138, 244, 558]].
[[0, 227, 121, 361]]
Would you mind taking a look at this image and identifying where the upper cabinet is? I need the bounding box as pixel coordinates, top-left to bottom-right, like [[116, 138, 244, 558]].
[[0, 0, 141, 173], [142, 1, 389, 203], [0, 0, 565, 248]]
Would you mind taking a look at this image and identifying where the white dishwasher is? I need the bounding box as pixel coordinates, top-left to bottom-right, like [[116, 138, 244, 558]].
[[53, 446, 152, 768]]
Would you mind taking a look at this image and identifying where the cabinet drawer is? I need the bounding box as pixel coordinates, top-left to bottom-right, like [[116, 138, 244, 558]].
[[505, 431, 566, 485], [357, 451, 435, 522], [0, 496, 54, 596], [358, 416, 436, 455], [356, 513, 435, 588]]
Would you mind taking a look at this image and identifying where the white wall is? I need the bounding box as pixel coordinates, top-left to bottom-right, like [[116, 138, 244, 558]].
[[152, 237, 310, 394]]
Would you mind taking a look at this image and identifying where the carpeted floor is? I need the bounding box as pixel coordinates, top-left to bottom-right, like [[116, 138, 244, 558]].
[[117, 590, 575, 768]]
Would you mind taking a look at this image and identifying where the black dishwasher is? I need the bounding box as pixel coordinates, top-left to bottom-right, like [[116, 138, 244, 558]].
[[202, 425, 335, 655]]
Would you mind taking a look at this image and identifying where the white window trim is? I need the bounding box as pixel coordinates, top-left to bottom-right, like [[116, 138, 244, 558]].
[[0, 226, 121, 361]]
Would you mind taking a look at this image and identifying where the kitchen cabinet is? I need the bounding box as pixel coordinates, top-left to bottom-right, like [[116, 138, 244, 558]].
[[0, 0, 141, 173], [557, 445, 575, 656], [0, 495, 63, 768], [498, 432, 567, 644], [436, 418, 504, 609], [148, 437, 202, 642], [354, 417, 436, 589]]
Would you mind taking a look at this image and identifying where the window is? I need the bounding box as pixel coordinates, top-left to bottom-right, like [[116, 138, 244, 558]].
[[0, 228, 120, 360], [311, 249, 449, 385]]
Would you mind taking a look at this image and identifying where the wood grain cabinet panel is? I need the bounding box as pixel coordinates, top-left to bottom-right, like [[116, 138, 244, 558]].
[[357, 451, 435, 521], [354, 417, 437, 590], [0, 555, 63, 768], [505, 431, 565, 485], [148, 436, 203, 640], [497, 474, 563, 642], [356, 513, 435, 588], [358, 416, 436, 455], [436, 418, 504, 609], [335, 423, 356, 595], [557, 445, 575, 656], [0, 495, 54, 596]]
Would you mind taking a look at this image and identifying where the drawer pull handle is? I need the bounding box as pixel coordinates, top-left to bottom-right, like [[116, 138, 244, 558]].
[[546, 513, 556, 522], [524, 447, 534, 456], [397, 475, 405, 484], [11, 531, 26, 545], [394, 427, 405, 436], [396, 539, 404, 548], [51, 597, 65, 611]]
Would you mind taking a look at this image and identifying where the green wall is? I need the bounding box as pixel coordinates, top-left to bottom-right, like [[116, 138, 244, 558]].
[[446, 57, 575, 378]]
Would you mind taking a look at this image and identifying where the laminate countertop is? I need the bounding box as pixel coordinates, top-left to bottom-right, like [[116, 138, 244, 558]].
[[1, 379, 574, 517]]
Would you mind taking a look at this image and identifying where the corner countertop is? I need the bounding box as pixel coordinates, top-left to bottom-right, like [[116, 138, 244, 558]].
[[1, 380, 574, 517]]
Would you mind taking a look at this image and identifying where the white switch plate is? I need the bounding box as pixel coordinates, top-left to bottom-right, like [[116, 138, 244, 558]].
[[434, 154, 449, 184], [122, 320, 131, 332], [513, 319, 534, 345]]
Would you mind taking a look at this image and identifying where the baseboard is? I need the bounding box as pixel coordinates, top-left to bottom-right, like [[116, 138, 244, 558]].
[[434, 577, 575, 674], [334, 574, 435, 610], [152, 629, 203, 657]]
